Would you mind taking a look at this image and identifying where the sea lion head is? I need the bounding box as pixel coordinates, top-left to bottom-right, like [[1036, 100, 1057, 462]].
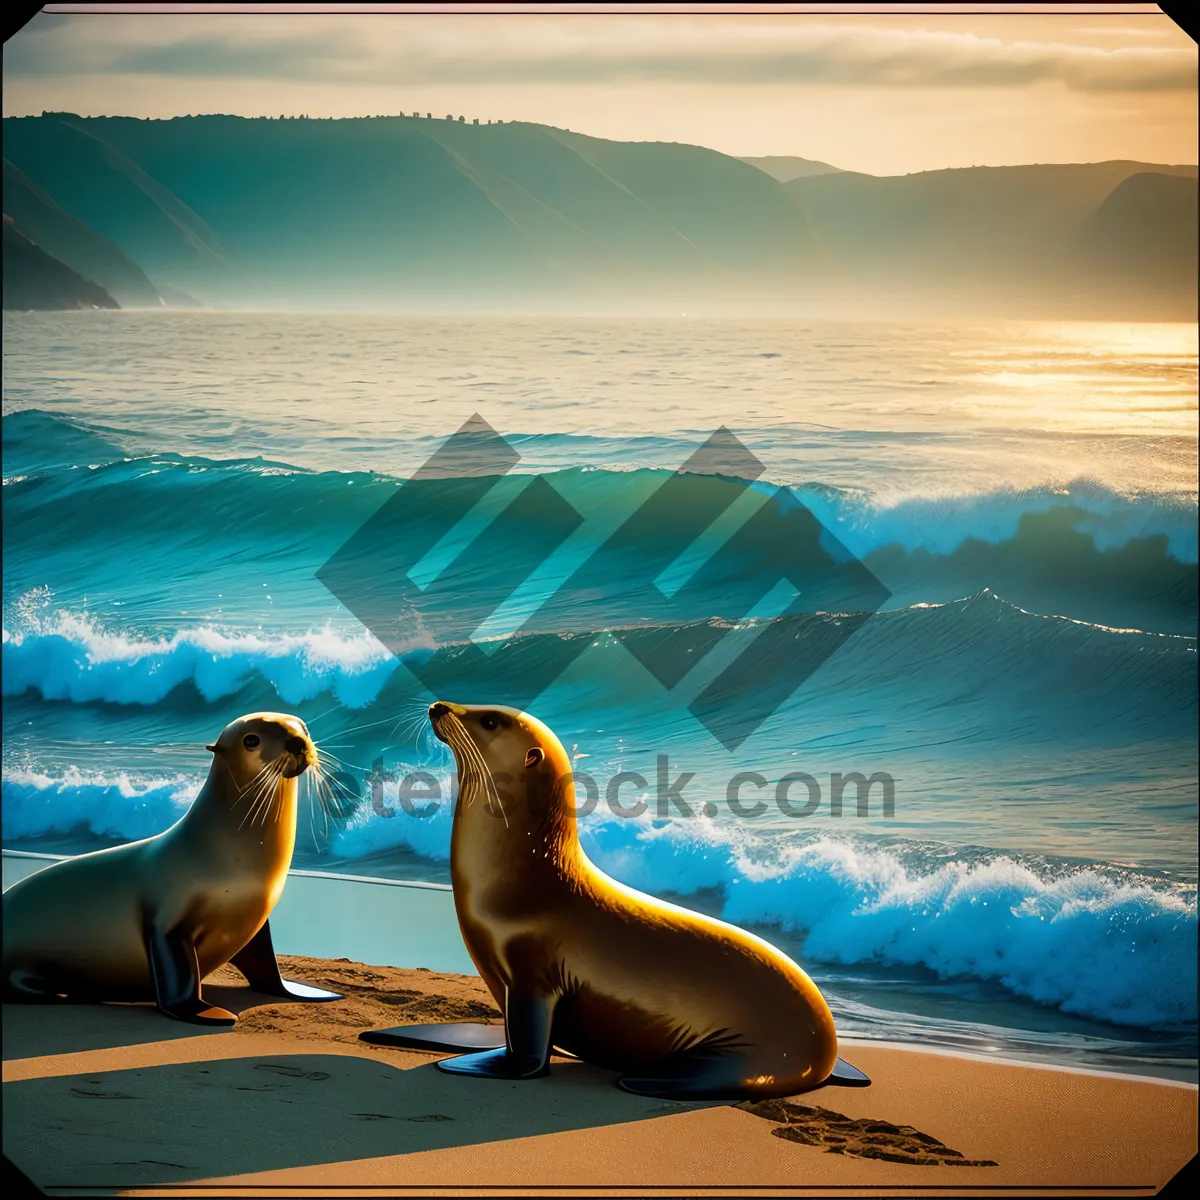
[[205, 712, 316, 788], [428, 701, 572, 824]]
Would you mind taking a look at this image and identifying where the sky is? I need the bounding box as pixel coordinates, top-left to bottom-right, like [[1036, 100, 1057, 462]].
[[3, 3, 1196, 176]]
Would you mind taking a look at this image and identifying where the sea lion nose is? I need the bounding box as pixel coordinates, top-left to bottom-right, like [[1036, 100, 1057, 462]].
[[429, 702, 450, 719], [284, 736, 307, 755]]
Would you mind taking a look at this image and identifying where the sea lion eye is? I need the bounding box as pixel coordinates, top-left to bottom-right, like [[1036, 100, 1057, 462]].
[[243, 734, 261, 749], [480, 715, 500, 732]]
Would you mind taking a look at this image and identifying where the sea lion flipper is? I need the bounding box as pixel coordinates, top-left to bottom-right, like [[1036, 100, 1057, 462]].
[[619, 1050, 871, 1100], [145, 922, 235, 1027], [2, 969, 67, 1003], [229, 920, 342, 1003], [435, 991, 556, 1080], [617, 1048, 770, 1101], [358, 1021, 507, 1052], [824, 1057, 871, 1087]]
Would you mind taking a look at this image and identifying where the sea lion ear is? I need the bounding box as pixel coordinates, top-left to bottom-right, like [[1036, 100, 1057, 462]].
[[524, 747, 544, 768], [205, 744, 218, 753]]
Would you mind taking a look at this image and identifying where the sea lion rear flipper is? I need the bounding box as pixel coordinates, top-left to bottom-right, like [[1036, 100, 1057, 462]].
[[435, 990, 556, 1080], [229, 920, 342, 1002], [618, 1050, 874, 1100], [145, 922, 236, 1027], [3, 969, 68, 1003], [617, 1046, 765, 1101]]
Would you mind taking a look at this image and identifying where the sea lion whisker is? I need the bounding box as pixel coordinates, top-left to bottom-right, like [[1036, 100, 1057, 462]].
[[468, 740, 505, 824], [263, 761, 288, 827], [242, 773, 272, 830], [315, 748, 373, 773], [382, 705, 429, 749], [440, 725, 475, 804], [236, 756, 281, 809], [258, 771, 283, 829], [244, 761, 284, 830], [233, 760, 277, 809], [305, 772, 321, 850], [238, 766, 276, 829], [317, 769, 358, 802], [314, 774, 333, 841], [314, 753, 372, 786], [304, 702, 346, 728], [271, 763, 290, 826], [310, 769, 331, 823], [446, 720, 506, 826], [309, 764, 339, 821], [394, 711, 428, 744]]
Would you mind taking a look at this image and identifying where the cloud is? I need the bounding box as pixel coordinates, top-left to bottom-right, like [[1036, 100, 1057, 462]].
[[5, 14, 1196, 94]]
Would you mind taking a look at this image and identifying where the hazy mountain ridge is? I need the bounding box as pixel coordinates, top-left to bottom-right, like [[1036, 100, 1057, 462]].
[[2, 117, 238, 299], [1082, 171, 1198, 280], [2, 114, 827, 309], [2, 216, 120, 311], [2, 159, 163, 307], [2, 114, 1194, 316], [786, 160, 1198, 318], [739, 155, 846, 182]]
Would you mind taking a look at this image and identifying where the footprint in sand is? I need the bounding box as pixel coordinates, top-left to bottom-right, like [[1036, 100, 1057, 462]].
[[738, 1098, 998, 1167]]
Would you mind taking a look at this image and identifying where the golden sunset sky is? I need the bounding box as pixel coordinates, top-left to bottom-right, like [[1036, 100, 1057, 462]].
[[3, 3, 1196, 175]]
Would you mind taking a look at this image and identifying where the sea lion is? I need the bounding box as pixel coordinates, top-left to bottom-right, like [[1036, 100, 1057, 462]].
[[419, 700, 841, 1101], [2, 712, 341, 1025]]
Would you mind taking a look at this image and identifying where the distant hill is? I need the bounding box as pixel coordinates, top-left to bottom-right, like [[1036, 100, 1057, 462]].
[[739, 156, 846, 182], [3, 159, 163, 307], [3, 216, 119, 310], [1, 114, 827, 310], [1081, 171, 1198, 287], [2, 114, 1194, 317], [786, 160, 1198, 317], [1, 117, 238, 299]]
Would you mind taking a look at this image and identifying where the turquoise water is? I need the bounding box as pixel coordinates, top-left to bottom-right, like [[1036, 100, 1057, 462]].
[[2, 311, 1196, 1073]]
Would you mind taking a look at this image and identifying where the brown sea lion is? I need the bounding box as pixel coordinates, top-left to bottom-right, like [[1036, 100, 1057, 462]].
[[422, 700, 841, 1101], [2, 712, 341, 1025]]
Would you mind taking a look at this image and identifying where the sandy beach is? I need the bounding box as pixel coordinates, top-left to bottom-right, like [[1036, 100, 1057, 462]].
[[3, 954, 1195, 1197]]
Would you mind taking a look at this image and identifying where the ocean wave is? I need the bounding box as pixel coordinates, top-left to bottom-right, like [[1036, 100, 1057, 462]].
[[1, 767, 197, 842], [4, 766, 1193, 1030], [798, 479, 1198, 564], [5, 410, 1196, 563], [3, 592, 1192, 719], [582, 818, 1197, 1030], [1, 610, 406, 708]]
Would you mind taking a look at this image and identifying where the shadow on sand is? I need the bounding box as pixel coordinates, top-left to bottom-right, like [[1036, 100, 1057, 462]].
[[2, 979, 329, 1060], [4, 1048, 711, 1190]]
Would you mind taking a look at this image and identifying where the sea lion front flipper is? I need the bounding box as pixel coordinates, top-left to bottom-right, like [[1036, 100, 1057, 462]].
[[229, 920, 342, 1002], [435, 990, 556, 1080], [359, 1021, 507, 1052], [145, 923, 236, 1026], [823, 1057, 871, 1087]]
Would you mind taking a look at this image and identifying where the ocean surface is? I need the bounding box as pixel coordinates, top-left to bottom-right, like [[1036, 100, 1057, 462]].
[[2, 312, 1196, 1078]]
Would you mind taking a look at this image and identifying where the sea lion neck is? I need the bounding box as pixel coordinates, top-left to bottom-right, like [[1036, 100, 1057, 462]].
[[183, 752, 299, 856], [451, 763, 583, 886]]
